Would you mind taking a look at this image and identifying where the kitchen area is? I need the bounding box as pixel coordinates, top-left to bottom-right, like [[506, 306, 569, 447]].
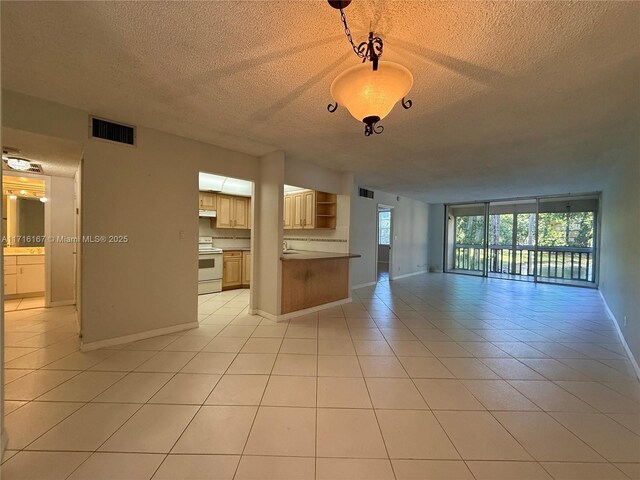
[[198, 174, 359, 319], [198, 173, 252, 295], [280, 184, 359, 315]]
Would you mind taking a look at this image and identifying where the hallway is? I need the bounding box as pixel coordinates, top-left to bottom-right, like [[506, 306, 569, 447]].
[[2, 275, 639, 479]]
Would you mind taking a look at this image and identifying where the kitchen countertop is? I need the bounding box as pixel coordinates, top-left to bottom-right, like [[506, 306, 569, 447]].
[[220, 247, 251, 252], [280, 250, 361, 261], [4, 249, 45, 256]]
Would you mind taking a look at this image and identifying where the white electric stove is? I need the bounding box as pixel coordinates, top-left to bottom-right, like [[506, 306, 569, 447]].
[[198, 237, 223, 294]]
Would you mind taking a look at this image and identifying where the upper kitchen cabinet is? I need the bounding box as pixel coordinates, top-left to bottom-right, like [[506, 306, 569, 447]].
[[199, 191, 217, 210], [284, 189, 336, 230], [216, 194, 250, 229]]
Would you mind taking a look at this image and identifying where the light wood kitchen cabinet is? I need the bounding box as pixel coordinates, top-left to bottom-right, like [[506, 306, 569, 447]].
[[222, 251, 242, 289], [283, 195, 292, 228], [199, 192, 217, 210], [242, 251, 251, 286], [216, 194, 250, 229], [284, 189, 336, 230]]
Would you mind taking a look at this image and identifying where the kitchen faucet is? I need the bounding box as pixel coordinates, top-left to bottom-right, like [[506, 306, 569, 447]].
[[283, 240, 288, 252]]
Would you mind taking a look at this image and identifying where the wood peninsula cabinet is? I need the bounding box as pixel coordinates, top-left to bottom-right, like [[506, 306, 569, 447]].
[[216, 194, 250, 229], [222, 250, 251, 290], [284, 189, 336, 230]]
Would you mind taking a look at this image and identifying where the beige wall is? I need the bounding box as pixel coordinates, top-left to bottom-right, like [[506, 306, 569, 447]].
[[252, 151, 284, 318], [350, 185, 430, 287], [600, 154, 640, 366], [47, 175, 76, 305]]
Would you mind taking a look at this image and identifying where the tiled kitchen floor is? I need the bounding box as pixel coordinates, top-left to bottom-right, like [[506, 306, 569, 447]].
[[3, 274, 640, 479]]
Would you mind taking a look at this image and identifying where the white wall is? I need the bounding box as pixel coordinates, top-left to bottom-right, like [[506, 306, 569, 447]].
[[47, 175, 76, 305], [350, 186, 430, 287], [252, 151, 284, 318], [599, 154, 640, 364], [284, 158, 350, 196], [427, 203, 445, 272]]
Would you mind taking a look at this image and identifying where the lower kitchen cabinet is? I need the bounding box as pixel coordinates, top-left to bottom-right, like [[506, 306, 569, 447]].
[[222, 252, 242, 289], [222, 250, 251, 290]]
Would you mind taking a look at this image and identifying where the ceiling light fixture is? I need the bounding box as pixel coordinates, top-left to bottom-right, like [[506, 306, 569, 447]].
[[326, 0, 413, 136], [4, 156, 33, 172]]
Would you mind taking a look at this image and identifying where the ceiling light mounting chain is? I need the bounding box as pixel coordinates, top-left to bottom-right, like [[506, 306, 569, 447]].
[[326, 0, 413, 136], [338, 8, 383, 70]]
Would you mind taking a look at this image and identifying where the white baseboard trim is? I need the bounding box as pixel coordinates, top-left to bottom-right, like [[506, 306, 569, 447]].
[[249, 309, 278, 322], [351, 281, 377, 290], [80, 321, 199, 352], [391, 269, 428, 281], [48, 300, 76, 307], [599, 291, 640, 381], [249, 298, 353, 323]]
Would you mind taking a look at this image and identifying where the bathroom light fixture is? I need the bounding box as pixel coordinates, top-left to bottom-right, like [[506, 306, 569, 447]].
[[19, 189, 27, 195], [8, 194, 17, 200], [39, 197, 48, 203], [4, 156, 32, 171], [326, 0, 413, 136]]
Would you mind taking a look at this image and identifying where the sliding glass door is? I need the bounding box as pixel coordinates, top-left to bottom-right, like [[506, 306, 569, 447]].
[[445, 194, 599, 287], [487, 199, 537, 281], [446, 203, 487, 276], [536, 195, 598, 286]]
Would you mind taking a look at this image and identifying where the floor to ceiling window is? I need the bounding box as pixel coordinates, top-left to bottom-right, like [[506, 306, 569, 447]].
[[445, 194, 599, 287]]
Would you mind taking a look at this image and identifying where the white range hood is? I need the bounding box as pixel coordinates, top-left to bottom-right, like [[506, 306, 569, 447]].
[[199, 210, 217, 218]]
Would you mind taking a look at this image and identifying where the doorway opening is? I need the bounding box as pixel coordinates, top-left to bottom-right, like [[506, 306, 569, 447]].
[[198, 172, 254, 322], [377, 205, 393, 283], [2, 134, 81, 315]]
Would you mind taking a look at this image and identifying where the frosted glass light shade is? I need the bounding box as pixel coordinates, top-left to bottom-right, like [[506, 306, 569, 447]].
[[330, 60, 413, 122]]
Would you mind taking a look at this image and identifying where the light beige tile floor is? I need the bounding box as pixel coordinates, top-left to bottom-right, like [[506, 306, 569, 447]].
[[3, 277, 640, 479]]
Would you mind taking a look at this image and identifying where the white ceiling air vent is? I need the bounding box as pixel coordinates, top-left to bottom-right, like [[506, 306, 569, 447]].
[[90, 116, 136, 146]]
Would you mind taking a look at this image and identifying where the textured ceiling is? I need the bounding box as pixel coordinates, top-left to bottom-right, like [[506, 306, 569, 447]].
[[2, 128, 82, 178], [2, 1, 639, 202]]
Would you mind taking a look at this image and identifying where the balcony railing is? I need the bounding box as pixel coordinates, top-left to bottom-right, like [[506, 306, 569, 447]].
[[454, 244, 594, 282]]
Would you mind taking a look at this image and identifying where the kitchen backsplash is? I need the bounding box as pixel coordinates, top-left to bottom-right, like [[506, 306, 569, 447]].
[[199, 219, 251, 249]]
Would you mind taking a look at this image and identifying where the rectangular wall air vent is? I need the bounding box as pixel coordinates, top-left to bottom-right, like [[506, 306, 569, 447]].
[[90, 117, 136, 146], [359, 188, 374, 199]]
